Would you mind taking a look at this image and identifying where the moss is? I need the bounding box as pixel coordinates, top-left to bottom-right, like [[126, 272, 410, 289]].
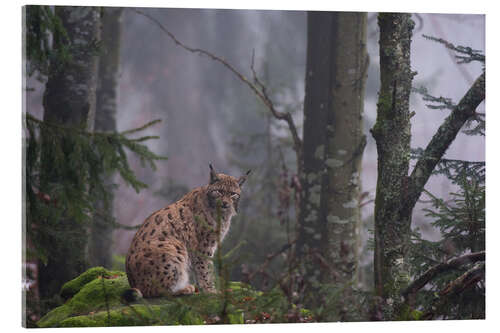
[[38, 268, 129, 327], [60, 266, 125, 299], [38, 267, 292, 327], [58, 304, 204, 327]]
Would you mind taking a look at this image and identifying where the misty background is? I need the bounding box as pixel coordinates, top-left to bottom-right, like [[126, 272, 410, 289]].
[[26, 8, 485, 275]]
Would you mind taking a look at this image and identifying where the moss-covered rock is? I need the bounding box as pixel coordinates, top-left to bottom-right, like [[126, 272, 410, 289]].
[[38, 269, 130, 328], [60, 266, 125, 299], [37, 267, 306, 327]]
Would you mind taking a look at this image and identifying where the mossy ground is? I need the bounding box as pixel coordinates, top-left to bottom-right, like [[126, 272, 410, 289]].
[[37, 267, 309, 327]]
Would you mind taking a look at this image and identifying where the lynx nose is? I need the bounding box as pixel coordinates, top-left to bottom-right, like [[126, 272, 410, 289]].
[[221, 202, 230, 209]]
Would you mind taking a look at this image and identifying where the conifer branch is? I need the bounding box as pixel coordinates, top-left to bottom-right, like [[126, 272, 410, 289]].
[[26, 112, 163, 139], [422, 35, 485, 64], [406, 72, 485, 213]]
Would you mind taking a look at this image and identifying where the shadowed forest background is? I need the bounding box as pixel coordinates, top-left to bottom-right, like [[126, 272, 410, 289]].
[[23, 6, 485, 326]]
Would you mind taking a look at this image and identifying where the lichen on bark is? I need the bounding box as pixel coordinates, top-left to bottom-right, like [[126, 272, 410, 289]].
[[371, 13, 416, 305], [297, 13, 367, 318]]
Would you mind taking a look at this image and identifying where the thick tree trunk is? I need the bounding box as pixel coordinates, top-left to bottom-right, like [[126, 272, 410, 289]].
[[370, 13, 415, 304], [39, 6, 101, 299], [89, 7, 124, 269], [322, 12, 367, 313], [297, 12, 367, 314]]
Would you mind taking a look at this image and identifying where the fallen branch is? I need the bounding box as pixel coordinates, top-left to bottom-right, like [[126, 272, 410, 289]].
[[403, 251, 485, 301], [422, 261, 485, 319]]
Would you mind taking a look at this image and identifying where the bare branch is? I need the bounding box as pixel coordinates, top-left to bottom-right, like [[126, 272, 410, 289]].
[[131, 8, 303, 175], [402, 250, 485, 300], [422, 261, 485, 319], [406, 72, 485, 213], [246, 239, 297, 282]]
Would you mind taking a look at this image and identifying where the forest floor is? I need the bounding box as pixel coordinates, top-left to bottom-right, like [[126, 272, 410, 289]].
[[37, 267, 312, 327]]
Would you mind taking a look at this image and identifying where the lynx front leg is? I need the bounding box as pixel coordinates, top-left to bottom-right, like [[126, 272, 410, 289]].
[[193, 254, 217, 293]]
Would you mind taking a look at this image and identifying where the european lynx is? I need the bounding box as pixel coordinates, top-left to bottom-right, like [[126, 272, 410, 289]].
[[125, 164, 250, 297]]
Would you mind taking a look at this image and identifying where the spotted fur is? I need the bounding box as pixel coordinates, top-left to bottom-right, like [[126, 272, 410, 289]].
[[125, 165, 249, 297]]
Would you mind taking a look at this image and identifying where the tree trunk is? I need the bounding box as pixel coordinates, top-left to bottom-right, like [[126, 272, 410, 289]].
[[38, 6, 101, 299], [297, 12, 367, 315], [322, 12, 367, 317], [89, 7, 124, 269], [370, 13, 415, 305]]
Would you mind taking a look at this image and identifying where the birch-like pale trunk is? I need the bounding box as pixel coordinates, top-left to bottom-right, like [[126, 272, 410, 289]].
[[297, 12, 367, 317]]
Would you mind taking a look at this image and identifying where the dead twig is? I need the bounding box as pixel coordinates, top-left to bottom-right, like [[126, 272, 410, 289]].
[[422, 261, 485, 319], [402, 251, 485, 302], [131, 8, 303, 177], [246, 239, 298, 282]]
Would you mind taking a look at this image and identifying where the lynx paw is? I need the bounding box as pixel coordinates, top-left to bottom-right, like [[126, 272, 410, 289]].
[[174, 284, 196, 295]]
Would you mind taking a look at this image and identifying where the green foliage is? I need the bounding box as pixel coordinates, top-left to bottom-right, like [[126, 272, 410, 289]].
[[408, 87, 485, 320], [111, 254, 126, 271], [25, 113, 166, 265], [25, 5, 70, 80], [407, 180, 485, 319]]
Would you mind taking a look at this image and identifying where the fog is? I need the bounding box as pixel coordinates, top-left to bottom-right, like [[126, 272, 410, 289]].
[[26, 8, 485, 259]]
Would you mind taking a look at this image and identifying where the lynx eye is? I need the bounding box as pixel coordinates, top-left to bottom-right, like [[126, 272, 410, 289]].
[[231, 193, 240, 200]]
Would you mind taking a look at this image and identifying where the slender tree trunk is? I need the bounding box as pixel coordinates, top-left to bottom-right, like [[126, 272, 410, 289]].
[[297, 12, 367, 315], [370, 13, 415, 306], [38, 6, 101, 299], [89, 7, 124, 268]]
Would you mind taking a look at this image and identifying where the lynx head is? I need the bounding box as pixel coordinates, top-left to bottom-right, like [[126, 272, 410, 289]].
[[206, 164, 251, 213]]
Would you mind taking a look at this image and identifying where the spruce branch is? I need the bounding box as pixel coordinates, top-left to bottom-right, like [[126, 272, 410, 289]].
[[422, 35, 485, 64], [406, 72, 485, 213], [412, 86, 456, 110], [130, 8, 303, 177]]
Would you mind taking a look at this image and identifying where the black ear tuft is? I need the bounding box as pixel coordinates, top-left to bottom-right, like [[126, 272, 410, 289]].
[[238, 169, 251, 187], [209, 163, 219, 184]]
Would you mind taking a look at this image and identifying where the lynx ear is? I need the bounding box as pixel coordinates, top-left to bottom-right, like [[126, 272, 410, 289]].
[[238, 169, 252, 187], [209, 163, 219, 184]]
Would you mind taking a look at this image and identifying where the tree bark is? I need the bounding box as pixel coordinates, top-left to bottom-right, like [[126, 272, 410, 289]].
[[297, 12, 367, 314], [371, 14, 485, 313], [370, 13, 415, 304], [39, 6, 101, 299], [89, 7, 124, 268]]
